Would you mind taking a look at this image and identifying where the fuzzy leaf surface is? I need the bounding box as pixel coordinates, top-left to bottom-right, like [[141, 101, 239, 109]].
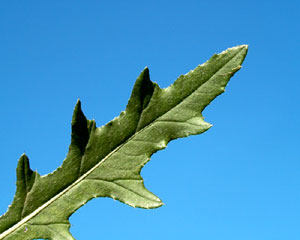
[[0, 45, 248, 240]]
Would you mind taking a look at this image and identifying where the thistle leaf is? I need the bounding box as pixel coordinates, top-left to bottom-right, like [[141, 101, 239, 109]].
[[0, 45, 248, 240]]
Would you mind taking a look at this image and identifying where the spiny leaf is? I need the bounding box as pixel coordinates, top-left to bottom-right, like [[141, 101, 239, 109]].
[[0, 45, 248, 240]]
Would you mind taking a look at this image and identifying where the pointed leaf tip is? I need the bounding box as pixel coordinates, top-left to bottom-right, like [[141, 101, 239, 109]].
[[236, 44, 248, 53], [72, 100, 84, 124], [19, 153, 28, 160], [17, 154, 31, 173], [141, 66, 150, 77], [75, 99, 82, 109], [240, 44, 248, 52], [235, 44, 248, 49], [224, 45, 248, 55]]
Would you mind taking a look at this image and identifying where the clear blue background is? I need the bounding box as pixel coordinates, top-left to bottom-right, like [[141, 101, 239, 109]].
[[0, 1, 299, 239]]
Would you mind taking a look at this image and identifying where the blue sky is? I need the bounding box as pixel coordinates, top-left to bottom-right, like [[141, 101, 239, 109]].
[[0, 1, 299, 239]]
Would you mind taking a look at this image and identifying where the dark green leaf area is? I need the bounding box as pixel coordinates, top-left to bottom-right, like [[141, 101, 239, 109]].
[[0, 155, 36, 233]]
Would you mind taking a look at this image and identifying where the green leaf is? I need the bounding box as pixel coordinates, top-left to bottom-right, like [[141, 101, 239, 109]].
[[0, 45, 248, 240]]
